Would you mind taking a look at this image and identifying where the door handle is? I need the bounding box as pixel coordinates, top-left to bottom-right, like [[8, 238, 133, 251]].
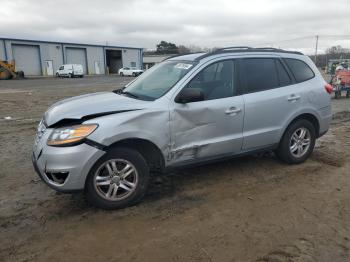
[[225, 107, 241, 115], [287, 95, 301, 101]]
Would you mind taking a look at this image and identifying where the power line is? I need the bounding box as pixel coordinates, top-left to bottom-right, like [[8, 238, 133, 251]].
[[257, 35, 314, 46], [257, 35, 350, 47]]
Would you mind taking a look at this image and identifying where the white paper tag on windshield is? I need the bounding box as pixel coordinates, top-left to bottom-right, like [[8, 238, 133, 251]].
[[175, 63, 193, 70]]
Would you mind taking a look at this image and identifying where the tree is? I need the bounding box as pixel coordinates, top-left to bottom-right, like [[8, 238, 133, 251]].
[[178, 45, 190, 54], [326, 45, 350, 55], [156, 41, 179, 54]]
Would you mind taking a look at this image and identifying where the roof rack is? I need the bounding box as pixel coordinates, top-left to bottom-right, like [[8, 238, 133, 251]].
[[163, 52, 205, 61], [215, 46, 252, 51], [194, 46, 303, 61]]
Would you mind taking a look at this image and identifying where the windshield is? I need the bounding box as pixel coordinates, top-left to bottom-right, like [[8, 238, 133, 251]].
[[123, 61, 196, 100]]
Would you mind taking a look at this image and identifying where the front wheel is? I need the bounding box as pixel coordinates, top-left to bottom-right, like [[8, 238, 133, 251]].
[[120, 72, 124, 76], [275, 119, 316, 164], [85, 148, 149, 209]]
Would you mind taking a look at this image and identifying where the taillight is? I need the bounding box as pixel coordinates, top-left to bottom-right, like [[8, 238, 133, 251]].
[[325, 83, 333, 94]]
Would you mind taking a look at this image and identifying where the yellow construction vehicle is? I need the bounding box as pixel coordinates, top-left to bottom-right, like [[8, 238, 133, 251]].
[[0, 60, 24, 80]]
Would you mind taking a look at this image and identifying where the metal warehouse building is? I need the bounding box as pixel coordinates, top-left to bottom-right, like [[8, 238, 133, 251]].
[[0, 38, 143, 76]]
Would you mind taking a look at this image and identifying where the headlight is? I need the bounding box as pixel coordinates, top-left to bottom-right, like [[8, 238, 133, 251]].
[[47, 124, 98, 146]]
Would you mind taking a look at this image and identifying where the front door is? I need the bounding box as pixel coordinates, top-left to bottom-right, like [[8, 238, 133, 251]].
[[45, 60, 53, 76], [170, 59, 244, 165]]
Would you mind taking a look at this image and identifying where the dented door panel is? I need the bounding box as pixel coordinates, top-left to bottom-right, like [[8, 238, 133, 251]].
[[169, 96, 244, 164]]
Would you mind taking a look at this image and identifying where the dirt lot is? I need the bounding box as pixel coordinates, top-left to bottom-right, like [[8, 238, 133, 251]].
[[1, 76, 350, 262]]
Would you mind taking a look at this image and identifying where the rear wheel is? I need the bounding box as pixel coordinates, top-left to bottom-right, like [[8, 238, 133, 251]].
[[346, 91, 350, 98], [85, 147, 149, 209], [275, 119, 316, 164]]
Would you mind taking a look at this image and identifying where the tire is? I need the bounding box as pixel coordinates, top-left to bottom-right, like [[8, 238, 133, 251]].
[[16, 71, 25, 79], [275, 119, 316, 164], [56, 73, 59, 77], [85, 147, 149, 209], [132, 72, 136, 77], [80, 75, 84, 78], [0, 70, 12, 80], [346, 91, 350, 98], [120, 72, 124, 76], [68, 73, 72, 78]]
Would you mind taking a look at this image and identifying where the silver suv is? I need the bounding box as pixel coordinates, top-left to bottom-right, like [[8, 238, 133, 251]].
[[32, 47, 332, 209]]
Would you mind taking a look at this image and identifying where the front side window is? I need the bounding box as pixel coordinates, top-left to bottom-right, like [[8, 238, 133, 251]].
[[284, 58, 315, 83], [59, 66, 64, 70], [186, 60, 234, 100], [242, 58, 279, 93], [123, 61, 195, 100]]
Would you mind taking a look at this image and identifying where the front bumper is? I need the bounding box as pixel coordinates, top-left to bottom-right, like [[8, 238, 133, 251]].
[[32, 138, 105, 192]]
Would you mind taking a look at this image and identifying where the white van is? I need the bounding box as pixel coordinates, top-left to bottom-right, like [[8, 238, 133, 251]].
[[56, 64, 84, 78]]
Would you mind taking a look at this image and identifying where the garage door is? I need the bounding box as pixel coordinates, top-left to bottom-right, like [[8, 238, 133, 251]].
[[66, 48, 87, 74], [12, 44, 42, 76]]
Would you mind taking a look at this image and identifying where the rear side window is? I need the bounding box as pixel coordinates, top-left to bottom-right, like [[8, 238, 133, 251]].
[[284, 58, 315, 83], [242, 58, 279, 93], [276, 60, 292, 86]]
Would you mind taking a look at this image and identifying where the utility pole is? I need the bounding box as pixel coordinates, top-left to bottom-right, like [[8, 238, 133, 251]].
[[315, 35, 319, 66]]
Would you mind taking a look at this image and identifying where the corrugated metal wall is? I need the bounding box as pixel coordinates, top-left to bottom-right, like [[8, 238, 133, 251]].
[[0, 40, 6, 60]]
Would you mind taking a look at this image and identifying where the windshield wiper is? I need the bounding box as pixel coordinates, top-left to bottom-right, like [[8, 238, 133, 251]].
[[119, 90, 139, 99]]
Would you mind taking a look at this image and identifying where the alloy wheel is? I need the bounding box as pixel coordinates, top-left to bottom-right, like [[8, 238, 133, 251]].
[[93, 159, 138, 201], [289, 127, 311, 158]]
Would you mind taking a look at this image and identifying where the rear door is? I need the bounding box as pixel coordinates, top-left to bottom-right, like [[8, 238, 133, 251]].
[[239, 57, 302, 150]]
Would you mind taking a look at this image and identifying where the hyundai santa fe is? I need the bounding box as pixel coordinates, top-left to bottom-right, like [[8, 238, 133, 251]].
[[32, 47, 332, 209]]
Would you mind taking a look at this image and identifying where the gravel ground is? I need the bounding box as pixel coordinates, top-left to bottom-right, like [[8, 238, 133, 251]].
[[0, 76, 350, 262]]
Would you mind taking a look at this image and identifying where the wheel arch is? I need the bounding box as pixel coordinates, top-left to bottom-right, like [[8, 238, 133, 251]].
[[283, 113, 320, 139], [107, 138, 165, 173]]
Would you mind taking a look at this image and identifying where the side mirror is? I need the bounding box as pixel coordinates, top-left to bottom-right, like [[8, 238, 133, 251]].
[[175, 88, 204, 103]]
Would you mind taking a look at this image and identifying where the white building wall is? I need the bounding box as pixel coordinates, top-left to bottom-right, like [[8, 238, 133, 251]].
[[122, 49, 142, 69], [41, 43, 64, 74], [0, 38, 142, 76]]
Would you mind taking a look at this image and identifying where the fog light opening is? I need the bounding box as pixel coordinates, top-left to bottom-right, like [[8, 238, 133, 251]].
[[45, 171, 69, 185]]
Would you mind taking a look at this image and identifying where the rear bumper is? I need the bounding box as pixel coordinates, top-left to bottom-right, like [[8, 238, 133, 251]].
[[318, 105, 332, 137]]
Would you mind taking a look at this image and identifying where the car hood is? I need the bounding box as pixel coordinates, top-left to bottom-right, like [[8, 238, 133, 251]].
[[44, 92, 149, 127]]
